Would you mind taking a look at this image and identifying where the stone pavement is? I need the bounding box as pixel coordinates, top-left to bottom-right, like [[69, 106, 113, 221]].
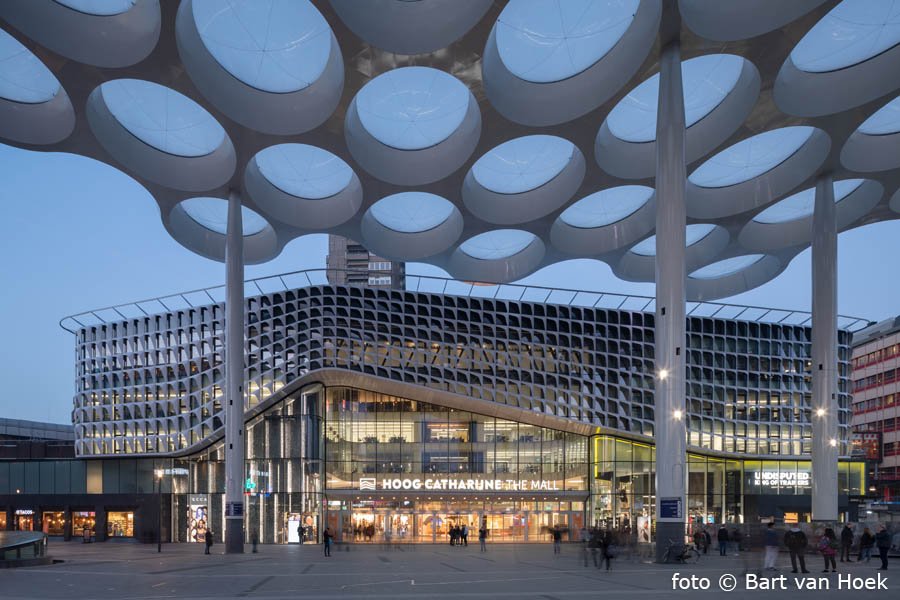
[[1, 541, 894, 600]]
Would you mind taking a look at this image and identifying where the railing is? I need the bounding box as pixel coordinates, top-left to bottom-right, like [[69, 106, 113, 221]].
[[59, 268, 872, 334]]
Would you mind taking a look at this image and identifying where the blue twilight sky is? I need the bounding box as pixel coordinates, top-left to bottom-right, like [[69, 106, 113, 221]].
[[1, 143, 899, 424]]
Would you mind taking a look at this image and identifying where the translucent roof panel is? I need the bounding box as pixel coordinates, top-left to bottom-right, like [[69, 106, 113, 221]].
[[690, 254, 764, 280], [192, 0, 331, 94], [754, 179, 864, 224], [460, 229, 537, 260], [559, 185, 653, 228], [181, 197, 268, 236], [0, 29, 61, 104], [370, 192, 456, 233], [689, 126, 814, 188], [356, 66, 470, 151], [54, 0, 136, 16], [631, 223, 717, 256], [791, 0, 900, 73], [606, 54, 744, 143], [496, 0, 639, 83], [101, 79, 226, 157], [858, 95, 900, 135], [472, 135, 574, 194], [256, 144, 353, 200]]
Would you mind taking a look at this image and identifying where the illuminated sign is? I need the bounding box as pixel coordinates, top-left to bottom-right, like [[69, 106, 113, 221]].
[[358, 477, 561, 492], [244, 478, 257, 491], [753, 471, 811, 487], [15, 509, 34, 516]]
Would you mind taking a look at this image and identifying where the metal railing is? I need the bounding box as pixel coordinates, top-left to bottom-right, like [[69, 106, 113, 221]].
[[59, 268, 872, 334]]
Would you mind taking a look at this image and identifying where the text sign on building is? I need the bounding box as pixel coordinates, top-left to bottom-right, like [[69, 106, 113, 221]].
[[753, 471, 811, 487], [225, 502, 244, 518], [660, 497, 682, 519], [358, 477, 561, 492]]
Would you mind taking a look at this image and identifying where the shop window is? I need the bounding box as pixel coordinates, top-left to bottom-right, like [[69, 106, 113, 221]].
[[42, 511, 65, 535], [107, 511, 134, 537], [0, 513, 6, 530], [72, 511, 96, 538]]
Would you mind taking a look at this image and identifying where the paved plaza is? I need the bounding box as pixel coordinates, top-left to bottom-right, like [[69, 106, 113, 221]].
[[2, 542, 895, 600]]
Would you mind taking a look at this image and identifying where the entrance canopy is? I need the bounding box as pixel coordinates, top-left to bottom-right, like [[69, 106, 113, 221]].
[[1, 0, 899, 299]]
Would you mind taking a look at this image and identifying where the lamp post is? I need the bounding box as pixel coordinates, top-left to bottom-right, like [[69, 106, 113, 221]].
[[155, 468, 163, 553]]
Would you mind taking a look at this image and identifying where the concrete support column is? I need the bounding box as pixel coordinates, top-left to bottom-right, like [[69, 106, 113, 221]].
[[224, 189, 246, 553], [811, 173, 839, 522], [654, 37, 688, 561]]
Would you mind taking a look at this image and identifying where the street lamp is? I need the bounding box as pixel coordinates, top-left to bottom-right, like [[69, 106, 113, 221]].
[[155, 468, 163, 553]]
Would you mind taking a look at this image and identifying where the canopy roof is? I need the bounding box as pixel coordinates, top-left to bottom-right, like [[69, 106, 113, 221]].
[[1, 0, 899, 300]]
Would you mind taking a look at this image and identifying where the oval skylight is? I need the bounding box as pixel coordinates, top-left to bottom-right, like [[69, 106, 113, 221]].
[[858, 95, 900, 135], [791, 0, 900, 73], [181, 197, 268, 236], [101, 79, 226, 157], [191, 0, 332, 94], [689, 126, 814, 188], [255, 144, 353, 200], [631, 223, 717, 257], [370, 192, 456, 233], [460, 229, 537, 260], [495, 0, 639, 83], [472, 135, 574, 194], [754, 179, 865, 224], [0, 29, 60, 103], [54, 0, 136, 16], [606, 54, 744, 143], [356, 66, 470, 151], [559, 185, 653, 228], [690, 254, 764, 280]]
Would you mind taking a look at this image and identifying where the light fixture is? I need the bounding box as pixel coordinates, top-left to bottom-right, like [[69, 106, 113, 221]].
[[673, 409, 683, 420], [829, 439, 838, 447], [658, 368, 669, 381], [815, 408, 825, 417]]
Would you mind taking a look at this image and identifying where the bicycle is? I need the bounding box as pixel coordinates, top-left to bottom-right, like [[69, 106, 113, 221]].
[[664, 539, 701, 564]]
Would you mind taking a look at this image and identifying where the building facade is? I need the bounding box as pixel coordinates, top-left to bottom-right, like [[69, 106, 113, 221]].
[[1, 281, 865, 543], [851, 316, 900, 510], [326, 236, 405, 290]]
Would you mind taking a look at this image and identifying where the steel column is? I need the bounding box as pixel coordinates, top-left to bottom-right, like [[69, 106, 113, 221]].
[[654, 38, 688, 562], [224, 189, 246, 553], [811, 173, 839, 522]]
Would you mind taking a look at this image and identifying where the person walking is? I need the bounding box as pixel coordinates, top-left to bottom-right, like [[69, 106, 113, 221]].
[[818, 527, 838, 573], [478, 524, 487, 553], [703, 529, 711, 555], [599, 529, 615, 571], [461, 524, 468, 547], [875, 525, 890, 570], [763, 523, 779, 571], [717, 525, 729, 557], [204, 529, 213, 555], [840, 524, 854, 562], [731, 527, 743, 556], [858, 527, 874, 563], [323, 527, 333, 557], [552, 526, 562, 555], [785, 525, 810, 574]]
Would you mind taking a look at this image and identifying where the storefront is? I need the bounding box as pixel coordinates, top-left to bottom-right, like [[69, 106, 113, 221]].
[[71, 510, 95, 538], [106, 511, 134, 537], [14, 509, 34, 531], [324, 387, 589, 543], [41, 511, 65, 535]]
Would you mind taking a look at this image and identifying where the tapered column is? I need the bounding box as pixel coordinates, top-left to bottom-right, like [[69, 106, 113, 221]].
[[224, 189, 246, 553], [654, 38, 688, 562], [811, 173, 838, 522]]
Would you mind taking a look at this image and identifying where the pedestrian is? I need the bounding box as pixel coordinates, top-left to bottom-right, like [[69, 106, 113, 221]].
[[875, 524, 890, 570], [204, 529, 213, 555], [818, 527, 837, 573], [858, 527, 874, 563], [731, 527, 743, 556], [693, 529, 705, 554], [718, 525, 729, 556], [840, 524, 854, 562], [784, 524, 810, 574], [449, 525, 456, 546], [478, 524, 487, 553], [589, 529, 601, 567], [703, 529, 711, 555], [461, 523, 468, 547], [599, 529, 616, 571], [552, 526, 562, 555], [323, 526, 333, 557], [763, 522, 779, 571]]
